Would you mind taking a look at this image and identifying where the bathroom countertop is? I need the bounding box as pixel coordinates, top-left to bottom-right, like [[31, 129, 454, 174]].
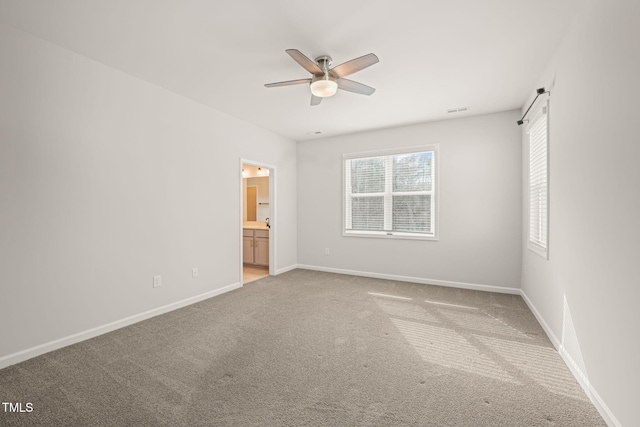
[[243, 221, 269, 230]]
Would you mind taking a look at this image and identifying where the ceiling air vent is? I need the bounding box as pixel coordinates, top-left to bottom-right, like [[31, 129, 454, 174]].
[[447, 107, 469, 114]]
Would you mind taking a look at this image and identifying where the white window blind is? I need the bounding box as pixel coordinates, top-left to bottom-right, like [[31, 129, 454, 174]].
[[528, 103, 548, 256], [344, 147, 437, 239]]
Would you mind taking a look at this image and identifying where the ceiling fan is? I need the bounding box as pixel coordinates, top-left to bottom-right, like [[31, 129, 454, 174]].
[[265, 49, 379, 106]]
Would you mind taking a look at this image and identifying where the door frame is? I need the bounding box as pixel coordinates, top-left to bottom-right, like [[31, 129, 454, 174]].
[[239, 158, 275, 285]]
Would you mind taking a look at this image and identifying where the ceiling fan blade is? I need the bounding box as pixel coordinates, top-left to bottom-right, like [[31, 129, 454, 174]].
[[330, 53, 379, 78], [286, 49, 323, 75], [264, 78, 312, 88], [310, 95, 323, 106], [337, 78, 376, 96]]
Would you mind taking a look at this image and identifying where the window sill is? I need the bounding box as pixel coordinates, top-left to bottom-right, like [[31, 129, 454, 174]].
[[528, 242, 548, 259], [343, 230, 438, 241]]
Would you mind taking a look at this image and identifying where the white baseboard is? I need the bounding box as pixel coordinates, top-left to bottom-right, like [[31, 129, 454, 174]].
[[0, 282, 241, 370], [296, 264, 521, 295], [274, 264, 298, 275], [519, 290, 621, 427], [587, 381, 623, 427], [519, 289, 561, 349], [558, 345, 593, 398]]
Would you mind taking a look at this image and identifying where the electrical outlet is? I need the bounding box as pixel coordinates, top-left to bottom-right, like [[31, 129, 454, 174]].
[[192, 267, 198, 278], [153, 275, 161, 288], [324, 248, 330, 256]]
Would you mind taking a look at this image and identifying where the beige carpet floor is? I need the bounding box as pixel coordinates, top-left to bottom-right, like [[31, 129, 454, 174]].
[[0, 269, 606, 426]]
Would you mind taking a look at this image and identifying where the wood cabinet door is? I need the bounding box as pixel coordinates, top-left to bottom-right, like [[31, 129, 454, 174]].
[[254, 237, 269, 266], [242, 236, 254, 264]]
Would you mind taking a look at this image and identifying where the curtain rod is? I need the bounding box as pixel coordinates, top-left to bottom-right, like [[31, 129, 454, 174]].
[[517, 87, 550, 125]]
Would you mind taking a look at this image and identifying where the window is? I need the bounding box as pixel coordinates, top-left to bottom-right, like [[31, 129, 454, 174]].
[[528, 102, 549, 258], [344, 146, 437, 239]]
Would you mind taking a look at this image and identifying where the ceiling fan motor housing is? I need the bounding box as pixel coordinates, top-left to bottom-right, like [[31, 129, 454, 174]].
[[315, 55, 333, 71]]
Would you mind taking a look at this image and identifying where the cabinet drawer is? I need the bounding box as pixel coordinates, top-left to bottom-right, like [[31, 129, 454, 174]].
[[255, 230, 269, 238], [243, 229, 254, 237]]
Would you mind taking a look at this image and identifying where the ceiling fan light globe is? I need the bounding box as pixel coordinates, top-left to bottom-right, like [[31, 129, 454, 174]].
[[310, 80, 338, 97]]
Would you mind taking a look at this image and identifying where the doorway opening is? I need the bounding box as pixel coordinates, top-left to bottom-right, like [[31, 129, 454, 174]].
[[240, 161, 274, 285]]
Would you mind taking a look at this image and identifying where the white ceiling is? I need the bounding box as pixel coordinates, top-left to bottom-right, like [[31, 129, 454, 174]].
[[0, 0, 583, 141]]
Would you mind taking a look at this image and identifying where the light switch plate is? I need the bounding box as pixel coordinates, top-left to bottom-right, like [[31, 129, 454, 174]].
[[192, 268, 198, 278], [153, 275, 161, 288]]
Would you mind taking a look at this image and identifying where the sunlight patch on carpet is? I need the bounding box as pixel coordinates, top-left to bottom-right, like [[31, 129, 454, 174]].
[[391, 318, 519, 384], [474, 335, 589, 401], [424, 300, 478, 310], [373, 298, 439, 323], [439, 308, 531, 340], [368, 292, 412, 300]]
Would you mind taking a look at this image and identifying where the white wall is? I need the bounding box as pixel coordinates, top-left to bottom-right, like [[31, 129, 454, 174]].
[[0, 25, 297, 363], [297, 111, 522, 290], [521, 0, 640, 425]]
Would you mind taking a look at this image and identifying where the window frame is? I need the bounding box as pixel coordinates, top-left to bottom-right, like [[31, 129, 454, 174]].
[[527, 100, 549, 259], [342, 145, 439, 241]]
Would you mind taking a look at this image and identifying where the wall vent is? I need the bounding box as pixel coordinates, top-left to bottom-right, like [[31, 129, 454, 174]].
[[447, 107, 469, 114]]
